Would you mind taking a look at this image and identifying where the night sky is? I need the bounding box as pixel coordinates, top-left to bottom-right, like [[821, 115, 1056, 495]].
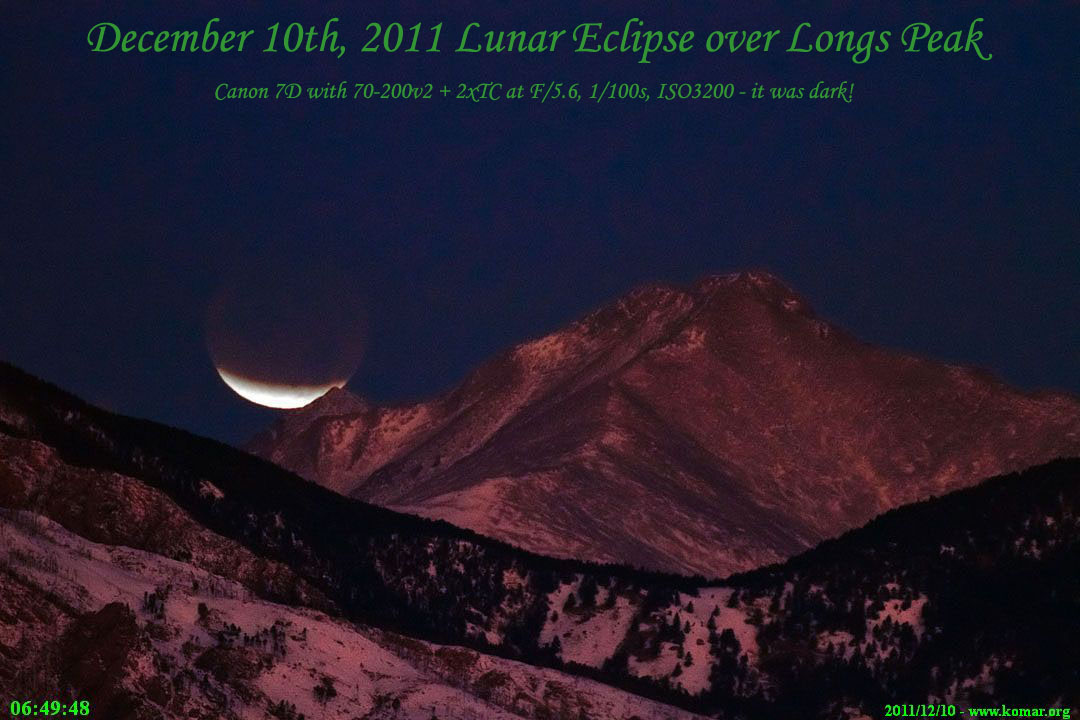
[[3, 1, 1077, 444]]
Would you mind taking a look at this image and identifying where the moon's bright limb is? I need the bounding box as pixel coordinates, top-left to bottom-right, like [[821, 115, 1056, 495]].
[[214, 367, 345, 409]]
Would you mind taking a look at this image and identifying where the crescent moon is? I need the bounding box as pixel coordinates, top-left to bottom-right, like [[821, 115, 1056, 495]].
[[214, 367, 345, 409]]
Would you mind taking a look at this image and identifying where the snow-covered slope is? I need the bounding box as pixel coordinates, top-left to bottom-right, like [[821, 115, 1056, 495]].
[[252, 271, 1080, 576], [0, 510, 701, 720]]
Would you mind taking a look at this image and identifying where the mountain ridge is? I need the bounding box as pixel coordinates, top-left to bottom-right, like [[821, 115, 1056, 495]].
[[251, 271, 1080, 576]]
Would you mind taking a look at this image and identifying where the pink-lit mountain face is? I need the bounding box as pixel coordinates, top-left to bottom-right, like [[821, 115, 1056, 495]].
[[250, 271, 1080, 577]]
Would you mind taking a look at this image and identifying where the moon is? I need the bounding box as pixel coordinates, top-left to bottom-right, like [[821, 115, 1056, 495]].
[[213, 368, 346, 409], [205, 254, 366, 410]]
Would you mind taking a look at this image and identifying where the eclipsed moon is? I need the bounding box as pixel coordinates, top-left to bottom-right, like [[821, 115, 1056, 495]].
[[206, 255, 365, 409], [213, 368, 347, 409]]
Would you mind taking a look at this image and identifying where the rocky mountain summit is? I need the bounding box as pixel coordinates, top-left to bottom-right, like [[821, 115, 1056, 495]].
[[252, 271, 1080, 576]]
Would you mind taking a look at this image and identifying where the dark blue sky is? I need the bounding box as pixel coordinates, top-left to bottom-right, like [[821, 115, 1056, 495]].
[[3, 1, 1077, 444]]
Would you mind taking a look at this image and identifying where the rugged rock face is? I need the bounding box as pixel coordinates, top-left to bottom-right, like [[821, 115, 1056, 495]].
[[59, 603, 164, 720], [251, 271, 1080, 576], [0, 434, 332, 612]]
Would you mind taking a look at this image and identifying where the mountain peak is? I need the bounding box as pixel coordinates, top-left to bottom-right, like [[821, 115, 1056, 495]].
[[251, 271, 1080, 576], [300, 385, 368, 416], [613, 283, 694, 319], [694, 270, 814, 316], [246, 385, 370, 466]]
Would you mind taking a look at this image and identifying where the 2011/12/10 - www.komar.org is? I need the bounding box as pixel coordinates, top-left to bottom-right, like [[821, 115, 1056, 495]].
[[883, 704, 1072, 719]]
